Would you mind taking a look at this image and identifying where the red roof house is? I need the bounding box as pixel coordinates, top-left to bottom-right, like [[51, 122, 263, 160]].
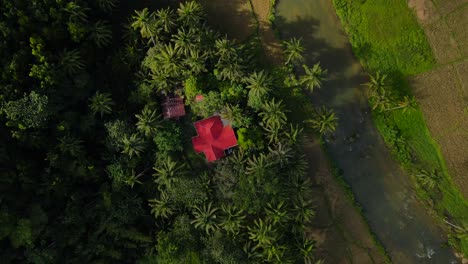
[[192, 116, 238, 162], [162, 95, 186, 119]]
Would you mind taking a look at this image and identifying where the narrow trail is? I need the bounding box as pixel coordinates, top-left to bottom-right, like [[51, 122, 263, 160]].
[[249, 0, 283, 64]]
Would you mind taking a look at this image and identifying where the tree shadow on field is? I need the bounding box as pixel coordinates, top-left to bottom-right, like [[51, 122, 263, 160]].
[[199, 0, 257, 42]]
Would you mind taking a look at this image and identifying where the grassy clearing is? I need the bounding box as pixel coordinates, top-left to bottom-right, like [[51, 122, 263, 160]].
[[332, 0, 468, 256]]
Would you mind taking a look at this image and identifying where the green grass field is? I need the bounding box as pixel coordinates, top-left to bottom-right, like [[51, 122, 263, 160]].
[[333, 0, 468, 256]]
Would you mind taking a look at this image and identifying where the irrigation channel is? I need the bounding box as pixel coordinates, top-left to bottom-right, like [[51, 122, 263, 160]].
[[275, 0, 458, 263]]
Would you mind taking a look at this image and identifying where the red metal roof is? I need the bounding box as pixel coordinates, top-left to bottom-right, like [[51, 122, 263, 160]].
[[162, 95, 186, 119], [192, 116, 238, 162]]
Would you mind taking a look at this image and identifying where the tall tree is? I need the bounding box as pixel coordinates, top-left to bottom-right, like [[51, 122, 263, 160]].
[[89, 91, 114, 117], [304, 106, 338, 135], [121, 133, 145, 158], [300, 63, 327, 92], [259, 99, 288, 130], [283, 37, 304, 66], [191, 202, 220, 235], [135, 105, 162, 138]]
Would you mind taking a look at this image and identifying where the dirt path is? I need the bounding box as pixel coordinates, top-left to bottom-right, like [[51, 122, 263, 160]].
[[249, 0, 284, 64], [408, 0, 468, 199]]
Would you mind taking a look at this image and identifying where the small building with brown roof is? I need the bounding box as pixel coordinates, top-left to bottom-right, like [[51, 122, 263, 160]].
[[162, 95, 186, 119]]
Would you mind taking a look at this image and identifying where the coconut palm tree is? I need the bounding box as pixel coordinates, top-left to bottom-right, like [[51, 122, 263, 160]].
[[131, 8, 157, 41], [284, 124, 304, 146], [220, 203, 245, 237], [268, 143, 293, 168], [90, 20, 112, 48], [292, 197, 315, 224], [135, 106, 162, 137], [247, 218, 278, 248], [58, 135, 83, 157], [415, 169, 440, 190], [89, 91, 114, 117], [261, 122, 281, 144], [177, 1, 203, 26], [64, 2, 90, 23], [173, 28, 197, 55], [191, 202, 220, 235], [283, 37, 304, 66], [124, 169, 143, 188], [265, 201, 290, 226], [297, 238, 315, 264], [60, 49, 85, 75], [217, 59, 244, 82], [152, 157, 186, 191], [287, 172, 313, 201], [121, 133, 145, 158], [385, 95, 417, 113], [221, 104, 245, 127], [245, 70, 273, 99], [304, 106, 338, 135], [243, 241, 263, 261], [155, 7, 176, 33], [363, 72, 389, 94], [246, 154, 272, 181], [148, 191, 174, 219], [183, 49, 207, 75], [155, 43, 181, 76], [259, 99, 288, 130], [264, 244, 287, 262], [215, 37, 237, 62], [300, 63, 327, 92]]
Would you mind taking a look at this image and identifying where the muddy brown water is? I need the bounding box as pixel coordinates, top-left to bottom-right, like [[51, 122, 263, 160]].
[[275, 0, 459, 263]]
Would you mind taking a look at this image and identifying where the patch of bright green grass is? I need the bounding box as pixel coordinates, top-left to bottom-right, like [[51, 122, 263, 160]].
[[332, 0, 468, 256]]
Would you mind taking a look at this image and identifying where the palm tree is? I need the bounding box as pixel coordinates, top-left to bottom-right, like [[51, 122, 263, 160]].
[[183, 49, 207, 75], [268, 143, 293, 168], [131, 8, 157, 40], [155, 43, 181, 76], [97, 0, 118, 12], [58, 135, 83, 157], [304, 106, 338, 135], [216, 59, 244, 81], [297, 238, 315, 264], [60, 49, 85, 75], [287, 172, 313, 201], [259, 99, 288, 130], [148, 191, 174, 219], [261, 122, 281, 144], [264, 244, 287, 262], [191, 202, 220, 235], [283, 37, 304, 66], [221, 104, 245, 127], [246, 154, 272, 181], [245, 70, 273, 99], [247, 218, 278, 248], [64, 2, 90, 23], [415, 169, 440, 190], [89, 91, 114, 117], [135, 106, 162, 137], [363, 72, 389, 94], [214, 37, 237, 62], [173, 28, 197, 55], [177, 1, 203, 26], [385, 95, 417, 113], [243, 241, 263, 261], [152, 157, 186, 191], [121, 133, 145, 158], [300, 63, 327, 92], [292, 197, 315, 224], [90, 20, 112, 48], [124, 169, 143, 188], [265, 201, 290, 226], [220, 204, 245, 237], [284, 124, 304, 146], [155, 7, 176, 33]]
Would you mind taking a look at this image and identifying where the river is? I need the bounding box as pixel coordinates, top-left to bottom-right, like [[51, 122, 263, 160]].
[[275, 0, 458, 263]]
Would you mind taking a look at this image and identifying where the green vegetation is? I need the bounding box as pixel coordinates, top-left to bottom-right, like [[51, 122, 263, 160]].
[[333, 0, 468, 255], [0, 1, 332, 262]]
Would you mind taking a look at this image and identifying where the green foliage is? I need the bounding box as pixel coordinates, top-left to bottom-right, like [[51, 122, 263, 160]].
[[122, 133, 145, 158], [299, 63, 327, 93], [89, 91, 114, 117], [135, 105, 162, 138], [153, 122, 183, 155], [191, 91, 224, 118], [2, 91, 48, 129], [237, 127, 264, 151]]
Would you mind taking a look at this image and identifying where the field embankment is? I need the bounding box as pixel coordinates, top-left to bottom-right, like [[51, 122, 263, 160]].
[[332, 0, 468, 257]]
